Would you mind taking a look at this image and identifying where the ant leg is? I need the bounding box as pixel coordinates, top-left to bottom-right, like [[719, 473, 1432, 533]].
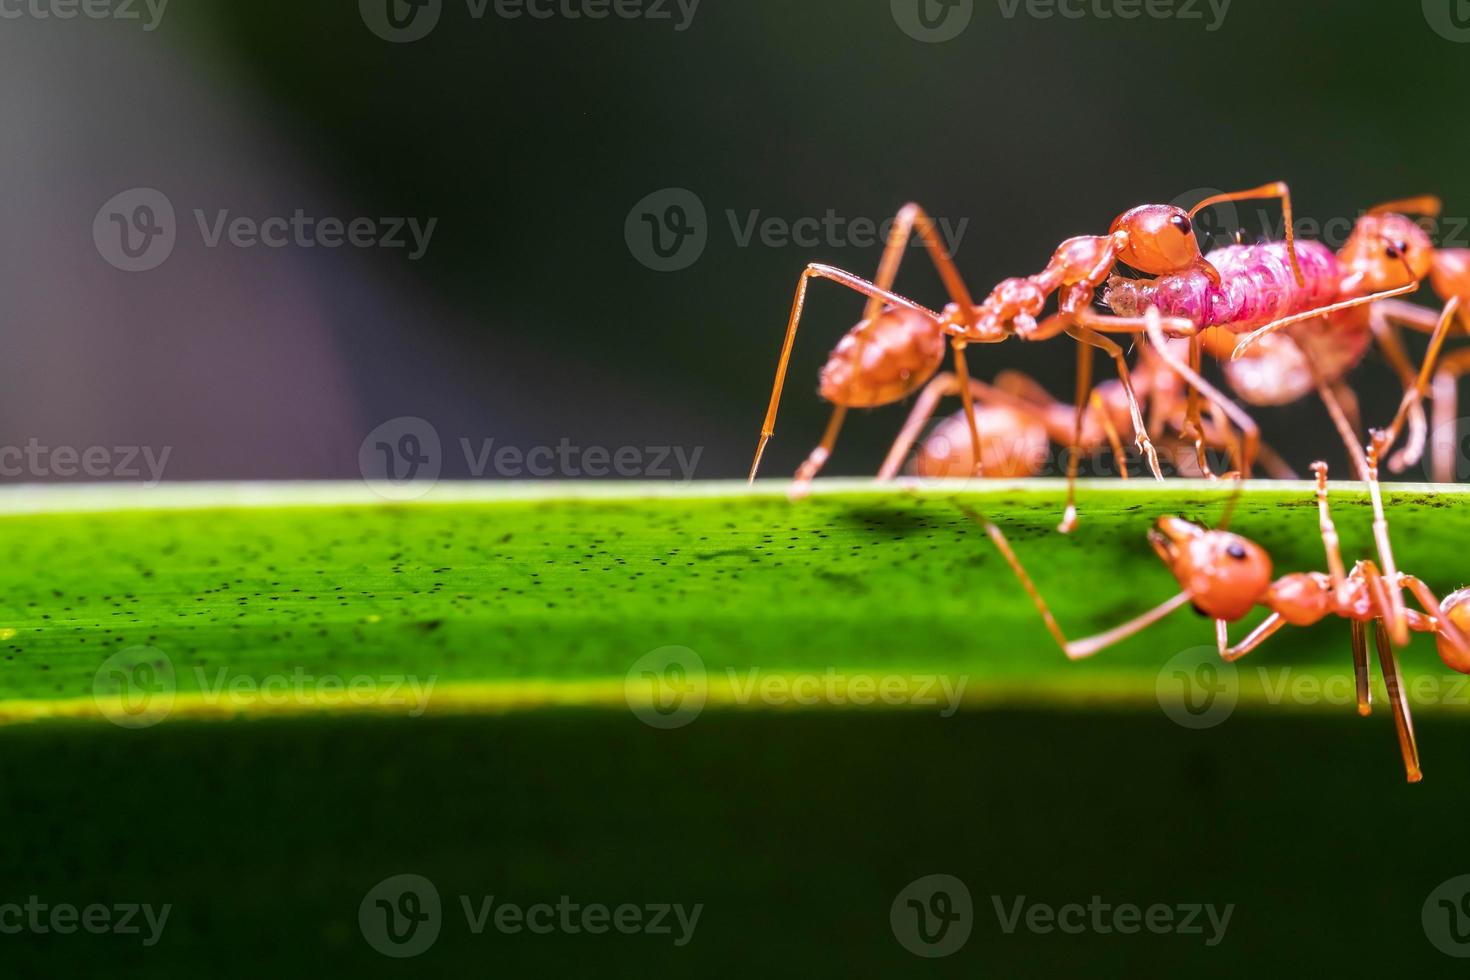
[[1367, 299, 1441, 471], [790, 406, 848, 498], [867, 206, 988, 477], [1140, 311, 1261, 478], [1182, 337, 1221, 478], [1219, 613, 1288, 662], [1330, 381, 1364, 444], [1254, 441, 1299, 480], [865, 203, 977, 322], [1090, 390, 1128, 478], [956, 503, 1192, 660], [950, 342, 985, 477], [1065, 321, 1167, 480], [749, 263, 938, 482], [1233, 281, 1421, 357], [1379, 296, 1461, 466], [1399, 574, 1470, 653], [1311, 375, 1370, 482], [879, 373, 960, 481], [1373, 618, 1423, 783], [1059, 343, 1095, 533], [1431, 349, 1470, 483], [1189, 182, 1305, 287], [1311, 461, 1348, 588], [876, 372, 1050, 481], [1350, 620, 1372, 717], [1364, 435, 1411, 648]]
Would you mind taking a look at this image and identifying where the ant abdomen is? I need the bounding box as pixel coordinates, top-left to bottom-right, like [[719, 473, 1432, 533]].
[[818, 307, 945, 408], [1436, 589, 1470, 673], [912, 406, 1049, 479]]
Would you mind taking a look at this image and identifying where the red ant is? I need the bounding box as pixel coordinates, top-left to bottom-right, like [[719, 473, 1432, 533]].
[[747, 187, 1308, 501], [963, 316, 1468, 782], [877, 333, 1289, 487], [1113, 196, 1470, 481]]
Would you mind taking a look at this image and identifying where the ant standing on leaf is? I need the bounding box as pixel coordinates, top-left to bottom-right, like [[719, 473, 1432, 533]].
[[962, 308, 1469, 782], [747, 188, 1305, 507]]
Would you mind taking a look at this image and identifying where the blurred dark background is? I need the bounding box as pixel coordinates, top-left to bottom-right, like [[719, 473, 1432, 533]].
[[1, 0, 1467, 482]]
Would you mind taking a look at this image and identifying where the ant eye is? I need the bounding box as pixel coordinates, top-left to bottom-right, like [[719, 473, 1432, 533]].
[[1226, 543, 1248, 560], [1385, 243, 1402, 259], [1170, 215, 1192, 235]]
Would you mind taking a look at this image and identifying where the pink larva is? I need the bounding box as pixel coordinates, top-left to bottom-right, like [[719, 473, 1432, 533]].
[[1104, 240, 1339, 334]]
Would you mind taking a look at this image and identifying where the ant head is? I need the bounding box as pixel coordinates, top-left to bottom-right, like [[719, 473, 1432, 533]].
[[1430, 248, 1470, 303], [1147, 516, 1273, 621], [1109, 205, 1206, 276], [1338, 212, 1434, 291]]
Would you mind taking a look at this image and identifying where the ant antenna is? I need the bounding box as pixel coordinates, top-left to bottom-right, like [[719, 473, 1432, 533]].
[[1366, 195, 1442, 219]]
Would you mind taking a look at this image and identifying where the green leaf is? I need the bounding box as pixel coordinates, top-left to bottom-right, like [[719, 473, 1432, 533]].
[[0, 479, 1464, 724]]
